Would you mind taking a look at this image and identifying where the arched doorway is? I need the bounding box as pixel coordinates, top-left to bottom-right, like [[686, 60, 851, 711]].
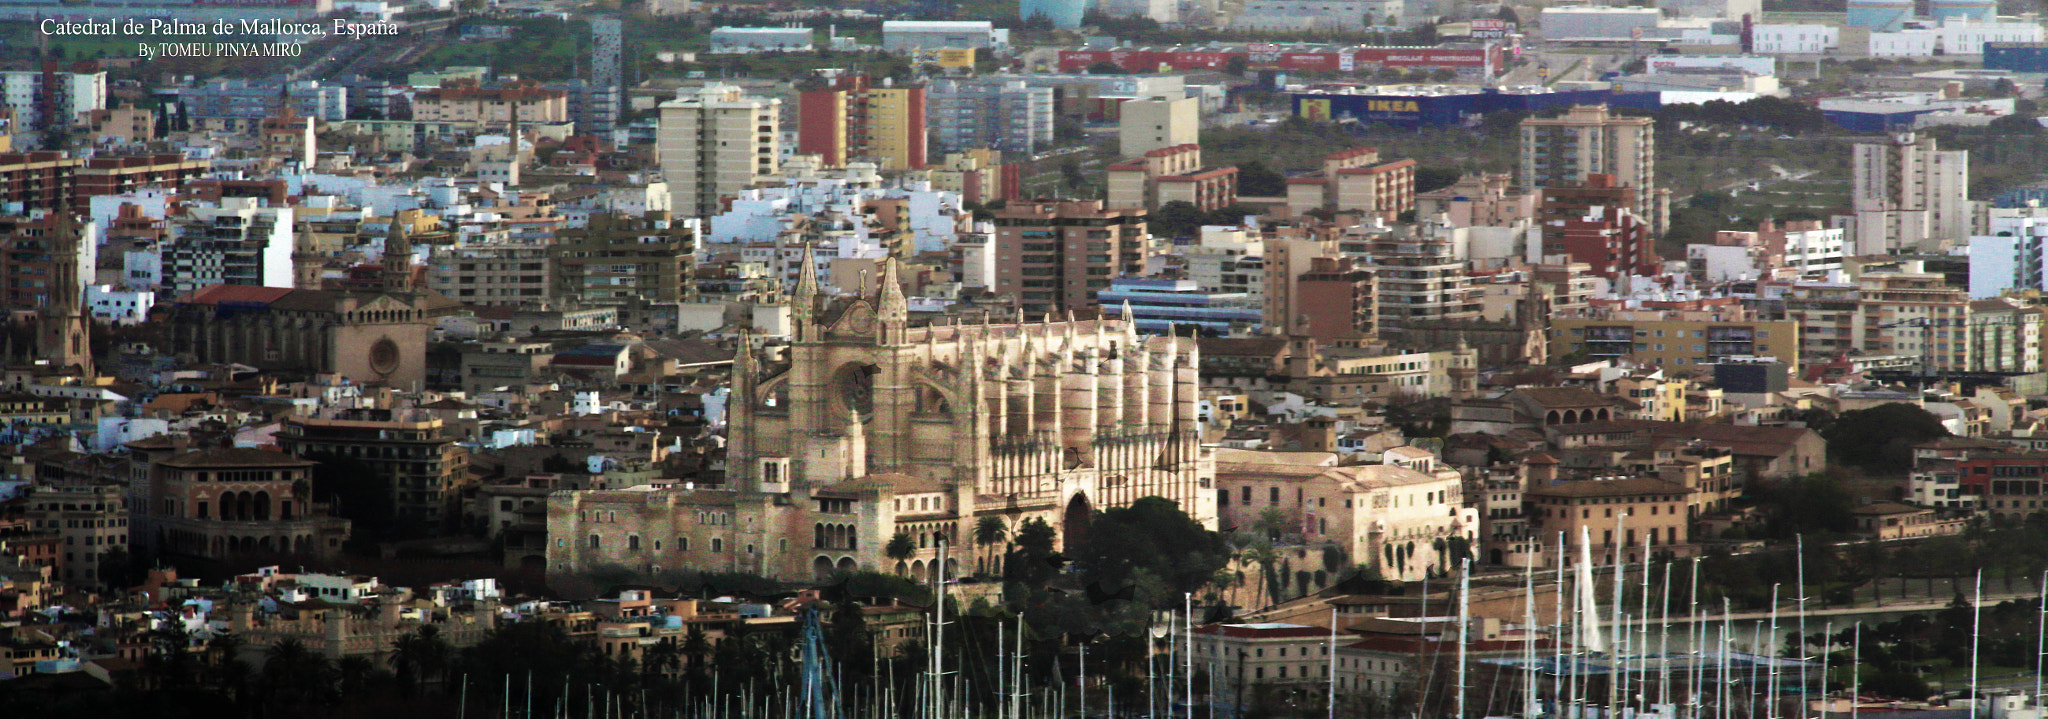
[[836, 557, 856, 573], [813, 556, 835, 580], [1062, 493, 1093, 553]]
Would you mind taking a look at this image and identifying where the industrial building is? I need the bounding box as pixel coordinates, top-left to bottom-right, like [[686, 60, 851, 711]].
[[1291, 87, 1662, 129]]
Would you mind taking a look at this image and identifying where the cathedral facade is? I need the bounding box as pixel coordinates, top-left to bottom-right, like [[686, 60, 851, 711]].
[[546, 253, 1217, 582]]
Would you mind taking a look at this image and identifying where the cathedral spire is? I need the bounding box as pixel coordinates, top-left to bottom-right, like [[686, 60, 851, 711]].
[[876, 257, 908, 336], [383, 210, 414, 293], [791, 242, 818, 340]]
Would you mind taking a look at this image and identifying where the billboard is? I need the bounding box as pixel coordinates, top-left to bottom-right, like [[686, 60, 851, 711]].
[[935, 48, 976, 67], [1469, 18, 1517, 38]]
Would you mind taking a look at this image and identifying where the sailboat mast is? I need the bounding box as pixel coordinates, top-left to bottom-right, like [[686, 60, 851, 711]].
[[1797, 536, 1810, 719], [1609, 515, 1627, 719], [1767, 584, 1781, 719], [2037, 570, 2047, 709], [1328, 606, 1338, 719], [1659, 558, 1672, 713], [1850, 623, 1860, 719], [1970, 570, 1983, 719], [1457, 559, 1471, 719]]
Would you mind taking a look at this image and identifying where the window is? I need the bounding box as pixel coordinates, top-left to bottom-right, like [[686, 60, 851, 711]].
[[712, 538, 724, 553], [678, 537, 689, 552], [629, 535, 641, 551], [589, 534, 601, 549]]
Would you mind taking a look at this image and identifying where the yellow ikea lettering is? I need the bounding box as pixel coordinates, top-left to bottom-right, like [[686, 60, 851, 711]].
[[1366, 100, 1418, 112]]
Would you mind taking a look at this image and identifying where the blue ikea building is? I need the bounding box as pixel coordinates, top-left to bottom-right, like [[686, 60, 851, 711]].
[[1291, 88, 1664, 128], [1985, 42, 2048, 73]]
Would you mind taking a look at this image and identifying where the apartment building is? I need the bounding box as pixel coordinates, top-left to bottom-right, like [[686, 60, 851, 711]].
[[1294, 256, 1377, 343], [797, 72, 928, 171], [23, 483, 126, 589], [1849, 132, 1970, 255], [162, 198, 294, 296], [1549, 309, 1800, 369], [1527, 477, 1691, 566], [548, 212, 699, 307], [427, 244, 553, 306], [179, 78, 347, 131], [1118, 96, 1198, 158], [0, 69, 105, 129], [1536, 175, 1655, 280], [928, 79, 1055, 154], [1356, 229, 1482, 331], [1283, 147, 1418, 223], [1194, 623, 1335, 710], [990, 200, 1154, 316], [277, 412, 469, 529], [1105, 144, 1240, 213], [1518, 105, 1666, 234], [411, 81, 569, 127], [658, 84, 781, 217], [1415, 172, 1535, 228]]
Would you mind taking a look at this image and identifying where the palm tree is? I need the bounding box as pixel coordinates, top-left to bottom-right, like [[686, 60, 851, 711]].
[[886, 531, 916, 576], [336, 655, 378, 696], [680, 624, 711, 691], [389, 625, 452, 696], [262, 638, 334, 708], [643, 638, 680, 681], [973, 516, 1007, 578]]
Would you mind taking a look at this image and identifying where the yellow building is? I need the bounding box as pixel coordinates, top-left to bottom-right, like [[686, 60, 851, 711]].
[[411, 81, 569, 127], [1550, 312, 1799, 370]]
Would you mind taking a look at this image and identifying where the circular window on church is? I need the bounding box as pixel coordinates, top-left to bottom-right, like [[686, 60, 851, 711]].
[[833, 363, 877, 421], [369, 337, 401, 376]]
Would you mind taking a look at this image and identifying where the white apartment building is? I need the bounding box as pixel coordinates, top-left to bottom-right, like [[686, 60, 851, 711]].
[[1752, 24, 1838, 54], [162, 198, 294, 296], [1228, 0, 1400, 32], [1186, 225, 1266, 302], [0, 70, 106, 129], [1849, 133, 1971, 254], [1784, 223, 1847, 276], [1967, 206, 2048, 299], [85, 285, 154, 325], [658, 84, 781, 218]]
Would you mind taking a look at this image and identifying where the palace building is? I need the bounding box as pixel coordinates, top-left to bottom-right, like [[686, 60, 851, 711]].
[[546, 249, 1217, 581]]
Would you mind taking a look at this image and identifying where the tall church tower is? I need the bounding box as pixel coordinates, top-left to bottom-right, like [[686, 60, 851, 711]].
[[39, 210, 92, 376], [383, 210, 414, 293], [292, 222, 325, 290]]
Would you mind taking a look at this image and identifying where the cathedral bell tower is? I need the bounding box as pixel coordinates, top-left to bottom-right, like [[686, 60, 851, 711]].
[[39, 210, 92, 377], [384, 210, 415, 293]]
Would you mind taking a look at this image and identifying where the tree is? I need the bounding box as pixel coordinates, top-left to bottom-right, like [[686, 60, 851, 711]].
[[1149, 200, 1208, 240], [1236, 160, 1287, 197], [1496, 5, 1520, 24], [1819, 402, 1951, 473], [886, 532, 916, 574], [1414, 167, 1461, 194], [974, 516, 1008, 577], [1225, 55, 1250, 77], [1086, 61, 1126, 75], [389, 625, 453, 695]]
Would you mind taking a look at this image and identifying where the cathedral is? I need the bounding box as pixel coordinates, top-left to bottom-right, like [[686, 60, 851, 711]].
[[546, 248, 1217, 581]]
